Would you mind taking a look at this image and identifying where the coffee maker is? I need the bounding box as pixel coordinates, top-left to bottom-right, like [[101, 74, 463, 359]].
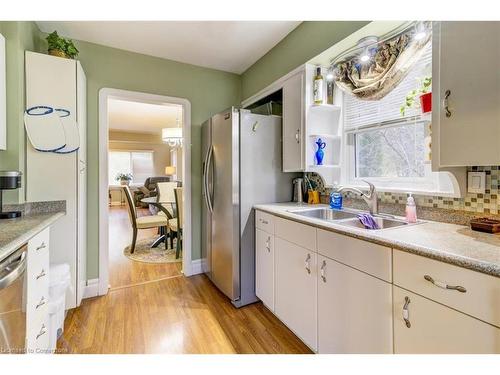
[[0, 171, 22, 219]]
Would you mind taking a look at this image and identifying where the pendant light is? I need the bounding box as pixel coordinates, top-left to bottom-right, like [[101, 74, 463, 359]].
[[162, 118, 183, 147]]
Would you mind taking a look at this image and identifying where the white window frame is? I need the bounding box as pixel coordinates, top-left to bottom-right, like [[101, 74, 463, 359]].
[[342, 93, 458, 197], [108, 149, 155, 187]]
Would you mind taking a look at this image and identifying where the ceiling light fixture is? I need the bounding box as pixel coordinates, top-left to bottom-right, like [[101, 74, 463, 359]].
[[357, 36, 379, 64], [162, 118, 183, 147]]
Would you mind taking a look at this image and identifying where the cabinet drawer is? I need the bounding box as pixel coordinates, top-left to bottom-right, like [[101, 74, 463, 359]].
[[26, 307, 50, 354], [394, 287, 500, 354], [317, 229, 392, 282], [255, 210, 275, 234], [27, 242, 49, 309], [28, 228, 49, 259], [394, 250, 500, 327], [275, 217, 316, 251]]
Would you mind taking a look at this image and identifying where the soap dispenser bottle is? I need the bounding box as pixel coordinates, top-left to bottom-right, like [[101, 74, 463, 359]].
[[405, 193, 417, 223]]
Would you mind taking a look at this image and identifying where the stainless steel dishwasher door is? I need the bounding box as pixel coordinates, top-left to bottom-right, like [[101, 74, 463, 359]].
[[0, 246, 27, 354]]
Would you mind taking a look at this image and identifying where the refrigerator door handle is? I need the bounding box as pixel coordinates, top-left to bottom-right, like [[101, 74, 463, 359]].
[[204, 145, 214, 213]]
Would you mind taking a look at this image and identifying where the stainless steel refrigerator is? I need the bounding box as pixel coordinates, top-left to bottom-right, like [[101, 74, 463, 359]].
[[201, 107, 296, 307]]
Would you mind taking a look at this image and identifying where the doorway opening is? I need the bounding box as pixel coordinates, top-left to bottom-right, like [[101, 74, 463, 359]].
[[98, 89, 192, 295]]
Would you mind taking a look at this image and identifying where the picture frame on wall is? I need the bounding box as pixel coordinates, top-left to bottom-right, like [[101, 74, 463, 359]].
[[0, 33, 6, 150]]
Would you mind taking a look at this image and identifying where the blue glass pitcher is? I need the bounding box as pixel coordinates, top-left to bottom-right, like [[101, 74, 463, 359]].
[[315, 138, 326, 165]]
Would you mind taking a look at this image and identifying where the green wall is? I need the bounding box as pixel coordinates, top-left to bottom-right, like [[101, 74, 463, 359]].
[[2, 21, 370, 281], [0, 22, 44, 203], [241, 21, 369, 100], [70, 40, 241, 278]]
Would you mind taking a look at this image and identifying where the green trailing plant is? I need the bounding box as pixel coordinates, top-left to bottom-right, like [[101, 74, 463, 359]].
[[400, 76, 432, 116], [115, 173, 133, 182], [46, 31, 79, 59]]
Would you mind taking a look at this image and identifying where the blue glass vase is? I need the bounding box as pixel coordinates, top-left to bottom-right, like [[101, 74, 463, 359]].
[[315, 138, 326, 165]]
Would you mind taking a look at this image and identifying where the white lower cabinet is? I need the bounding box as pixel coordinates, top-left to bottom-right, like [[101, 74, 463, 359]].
[[275, 237, 317, 351], [318, 255, 393, 353], [393, 287, 500, 354], [255, 228, 274, 311]]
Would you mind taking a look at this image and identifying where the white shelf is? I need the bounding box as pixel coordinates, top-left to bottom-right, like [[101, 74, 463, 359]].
[[308, 164, 340, 169], [309, 134, 341, 140], [310, 103, 341, 112]]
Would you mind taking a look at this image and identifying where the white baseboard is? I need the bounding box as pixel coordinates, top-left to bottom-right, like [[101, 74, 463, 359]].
[[190, 259, 203, 275], [83, 278, 100, 299]]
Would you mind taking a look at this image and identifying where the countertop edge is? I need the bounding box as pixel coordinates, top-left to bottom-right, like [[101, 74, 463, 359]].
[[0, 211, 65, 262], [254, 204, 500, 279]]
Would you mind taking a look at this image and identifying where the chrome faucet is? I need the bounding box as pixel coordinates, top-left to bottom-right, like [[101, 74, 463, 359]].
[[337, 180, 378, 215]]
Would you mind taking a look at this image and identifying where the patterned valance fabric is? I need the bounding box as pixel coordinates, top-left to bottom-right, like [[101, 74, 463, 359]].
[[333, 24, 431, 101]]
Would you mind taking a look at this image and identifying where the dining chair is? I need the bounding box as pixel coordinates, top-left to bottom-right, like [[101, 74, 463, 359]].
[[156, 181, 179, 247], [122, 186, 169, 253], [168, 187, 183, 259]]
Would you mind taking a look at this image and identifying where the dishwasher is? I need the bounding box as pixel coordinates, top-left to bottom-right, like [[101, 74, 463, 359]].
[[0, 246, 27, 354]]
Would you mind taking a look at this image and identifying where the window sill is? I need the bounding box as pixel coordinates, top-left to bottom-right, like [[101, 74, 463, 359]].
[[339, 183, 461, 198]]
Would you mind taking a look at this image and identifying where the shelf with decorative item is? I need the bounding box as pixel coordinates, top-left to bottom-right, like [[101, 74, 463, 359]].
[[309, 103, 341, 111], [308, 134, 341, 140], [308, 164, 340, 169]]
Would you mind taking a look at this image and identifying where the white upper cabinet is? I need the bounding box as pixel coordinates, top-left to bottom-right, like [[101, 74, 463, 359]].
[[282, 71, 304, 172], [433, 21, 500, 167]]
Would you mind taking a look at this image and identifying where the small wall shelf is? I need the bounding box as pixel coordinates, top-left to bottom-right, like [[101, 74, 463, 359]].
[[308, 164, 340, 169], [309, 134, 341, 140]]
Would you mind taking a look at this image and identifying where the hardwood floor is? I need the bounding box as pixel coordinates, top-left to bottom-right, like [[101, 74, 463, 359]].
[[108, 206, 182, 289], [59, 274, 312, 354], [60, 205, 311, 354]]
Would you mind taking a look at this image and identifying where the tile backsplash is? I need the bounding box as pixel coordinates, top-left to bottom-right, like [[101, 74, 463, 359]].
[[307, 166, 500, 216]]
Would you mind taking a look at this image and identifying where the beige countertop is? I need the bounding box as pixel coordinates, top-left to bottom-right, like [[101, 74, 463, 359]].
[[254, 203, 500, 278], [0, 211, 65, 262]]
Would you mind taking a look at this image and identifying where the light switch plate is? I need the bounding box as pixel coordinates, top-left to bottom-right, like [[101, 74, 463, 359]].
[[467, 171, 486, 194]]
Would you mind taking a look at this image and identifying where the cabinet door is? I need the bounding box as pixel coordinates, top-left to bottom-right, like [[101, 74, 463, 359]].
[[275, 237, 317, 351], [437, 21, 500, 166], [394, 287, 500, 354], [318, 255, 393, 354], [282, 72, 304, 172], [255, 228, 274, 311]]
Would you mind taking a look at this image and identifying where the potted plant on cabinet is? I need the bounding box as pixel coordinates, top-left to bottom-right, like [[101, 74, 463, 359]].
[[116, 173, 133, 186], [400, 77, 432, 116], [46, 31, 79, 59]]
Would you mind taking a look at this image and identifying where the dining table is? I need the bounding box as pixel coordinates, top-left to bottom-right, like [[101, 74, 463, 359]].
[[140, 196, 176, 248]]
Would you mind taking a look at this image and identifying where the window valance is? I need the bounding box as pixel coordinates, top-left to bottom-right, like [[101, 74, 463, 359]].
[[333, 22, 431, 101]]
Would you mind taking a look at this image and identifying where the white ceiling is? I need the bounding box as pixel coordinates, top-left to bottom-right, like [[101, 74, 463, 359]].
[[108, 99, 183, 134], [36, 21, 301, 74]]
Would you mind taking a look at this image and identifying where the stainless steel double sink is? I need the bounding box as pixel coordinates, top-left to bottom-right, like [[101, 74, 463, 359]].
[[288, 207, 412, 230]]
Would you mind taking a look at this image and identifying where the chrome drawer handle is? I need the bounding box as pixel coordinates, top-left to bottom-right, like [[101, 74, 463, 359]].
[[259, 218, 269, 225], [265, 237, 271, 252], [36, 269, 46, 280], [403, 296, 411, 328], [305, 254, 311, 274], [295, 129, 300, 143], [36, 242, 46, 251], [36, 296, 46, 309], [36, 324, 47, 340], [424, 275, 467, 293], [320, 260, 326, 283]]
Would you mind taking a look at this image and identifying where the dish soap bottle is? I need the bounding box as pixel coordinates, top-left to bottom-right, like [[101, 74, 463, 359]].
[[313, 66, 324, 104], [405, 193, 417, 223], [329, 184, 343, 210]]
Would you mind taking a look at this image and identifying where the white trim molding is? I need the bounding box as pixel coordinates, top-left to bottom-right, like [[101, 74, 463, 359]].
[[83, 278, 100, 299], [98, 88, 193, 296], [190, 259, 203, 275]]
